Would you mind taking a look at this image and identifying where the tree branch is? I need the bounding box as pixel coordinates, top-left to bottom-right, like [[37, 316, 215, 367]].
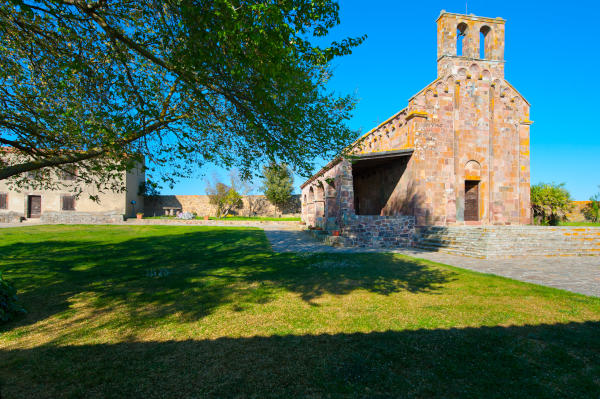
[[0, 117, 184, 180], [59, 0, 173, 72]]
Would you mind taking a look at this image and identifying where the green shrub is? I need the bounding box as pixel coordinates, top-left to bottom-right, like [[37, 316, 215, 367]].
[[583, 187, 600, 223], [206, 182, 243, 218], [0, 271, 26, 323], [531, 182, 573, 226]]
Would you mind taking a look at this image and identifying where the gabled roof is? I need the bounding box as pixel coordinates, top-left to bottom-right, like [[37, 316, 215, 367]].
[[301, 73, 531, 189]]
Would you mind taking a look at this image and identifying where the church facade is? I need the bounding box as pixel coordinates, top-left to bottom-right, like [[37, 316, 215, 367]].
[[301, 11, 532, 229]]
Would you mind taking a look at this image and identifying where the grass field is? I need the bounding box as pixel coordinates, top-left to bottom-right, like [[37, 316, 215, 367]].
[[208, 215, 301, 221], [559, 221, 600, 226], [1, 225, 599, 398], [145, 215, 301, 221]]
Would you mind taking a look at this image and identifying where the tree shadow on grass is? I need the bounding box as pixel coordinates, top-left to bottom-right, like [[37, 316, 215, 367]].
[[0, 227, 454, 332], [0, 321, 598, 398], [254, 251, 453, 303]]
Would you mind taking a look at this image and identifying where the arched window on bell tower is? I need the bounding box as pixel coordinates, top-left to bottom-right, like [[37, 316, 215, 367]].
[[457, 23, 468, 56], [437, 12, 506, 79], [480, 25, 491, 59]]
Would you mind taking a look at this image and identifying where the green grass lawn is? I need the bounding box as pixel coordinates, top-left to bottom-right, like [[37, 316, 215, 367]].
[[560, 221, 600, 226], [208, 215, 301, 221], [0, 225, 599, 398], [144, 215, 301, 221]]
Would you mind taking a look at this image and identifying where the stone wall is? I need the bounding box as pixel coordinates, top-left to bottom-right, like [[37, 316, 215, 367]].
[[568, 201, 593, 222], [0, 211, 23, 223], [415, 226, 600, 258], [341, 215, 415, 248], [40, 211, 124, 224], [144, 194, 301, 217]]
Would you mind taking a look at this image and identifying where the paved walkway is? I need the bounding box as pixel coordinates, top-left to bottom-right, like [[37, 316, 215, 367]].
[[0, 220, 42, 228], [264, 230, 600, 297]]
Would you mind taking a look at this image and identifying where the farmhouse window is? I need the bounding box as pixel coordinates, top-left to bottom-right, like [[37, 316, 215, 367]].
[[62, 167, 77, 181], [61, 195, 76, 211], [0, 193, 7, 209]]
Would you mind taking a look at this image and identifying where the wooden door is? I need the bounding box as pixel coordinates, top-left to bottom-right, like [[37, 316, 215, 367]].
[[28, 195, 41, 218], [464, 181, 479, 221]]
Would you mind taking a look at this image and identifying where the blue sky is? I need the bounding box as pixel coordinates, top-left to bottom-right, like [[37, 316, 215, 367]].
[[165, 0, 599, 200]]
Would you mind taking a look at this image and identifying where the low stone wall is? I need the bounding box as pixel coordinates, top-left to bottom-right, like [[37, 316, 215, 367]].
[[341, 215, 415, 248], [0, 211, 23, 223], [40, 211, 124, 224], [567, 201, 593, 222], [415, 226, 600, 258], [144, 194, 301, 217]]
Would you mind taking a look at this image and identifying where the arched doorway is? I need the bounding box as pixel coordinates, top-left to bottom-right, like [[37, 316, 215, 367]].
[[464, 160, 481, 222]]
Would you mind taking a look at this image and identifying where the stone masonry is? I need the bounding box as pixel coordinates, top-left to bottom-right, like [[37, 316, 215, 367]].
[[415, 226, 600, 259], [301, 11, 532, 236], [144, 194, 301, 217], [568, 201, 594, 222], [40, 211, 124, 224], [0, 211, 22, 223], [341, 215, 415, 248]]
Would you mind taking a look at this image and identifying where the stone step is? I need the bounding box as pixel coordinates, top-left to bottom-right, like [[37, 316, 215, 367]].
[[413, 226, 600, 258]]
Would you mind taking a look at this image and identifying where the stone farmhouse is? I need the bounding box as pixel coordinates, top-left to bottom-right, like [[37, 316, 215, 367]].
[[0, 154, 145, 223], [301, 11, 533, 237]]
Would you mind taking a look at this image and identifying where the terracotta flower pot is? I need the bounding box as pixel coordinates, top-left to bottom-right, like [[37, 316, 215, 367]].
[[136, 213, 143, 220], [204, 216, 210, 220]]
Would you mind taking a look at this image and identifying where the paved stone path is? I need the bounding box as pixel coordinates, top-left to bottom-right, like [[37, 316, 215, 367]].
[[0, 220, 42, 228], [264, 230, 600, 298]]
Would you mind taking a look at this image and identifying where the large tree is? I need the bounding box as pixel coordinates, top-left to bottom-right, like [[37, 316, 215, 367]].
[[0, 0, 363, 195]]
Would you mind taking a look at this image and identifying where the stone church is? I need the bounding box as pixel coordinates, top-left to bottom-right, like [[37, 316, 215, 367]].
[[301, 11, 532, 232]]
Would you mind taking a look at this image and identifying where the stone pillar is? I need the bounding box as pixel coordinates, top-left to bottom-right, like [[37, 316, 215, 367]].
[[336, 160, 355, 228], [314, 199, 325, 228], [324, 183, 338, 230], [519, 120, 532, 224], [300, 193, 307, 224], [406, 110, 431, 225]]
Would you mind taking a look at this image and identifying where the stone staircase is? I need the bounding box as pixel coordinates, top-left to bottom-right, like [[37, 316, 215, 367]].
[[415, 226, 488, 257], [415, 226, 600, 258]]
